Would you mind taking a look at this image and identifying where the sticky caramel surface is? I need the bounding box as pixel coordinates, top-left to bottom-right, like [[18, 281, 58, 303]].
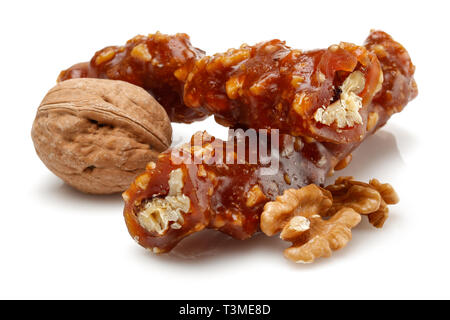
[[59, 31, 416, 144]]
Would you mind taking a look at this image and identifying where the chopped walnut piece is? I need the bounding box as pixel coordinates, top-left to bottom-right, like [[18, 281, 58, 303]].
[[246, 184, 267, 208], [135, 173, 150, 190], [334, 154, 352, 171], [131, 43, 152, 62], [314, 71, 366, 128], [226, 76, 244, 99], [137, 168, 190, 235], [261, 177, 400, 263], [174, 66, 189, 81], [95, 48, 116, 65], [146, 161, 156, 170], [291, 75, 305, 88], [292, 92, 310, 116], [367, 112, 379, 131], [197, 164, 207, 177], [221, 49, 251, 68]]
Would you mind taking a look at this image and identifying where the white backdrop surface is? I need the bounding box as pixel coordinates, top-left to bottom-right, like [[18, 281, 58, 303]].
[[0, 0, 449, 299]]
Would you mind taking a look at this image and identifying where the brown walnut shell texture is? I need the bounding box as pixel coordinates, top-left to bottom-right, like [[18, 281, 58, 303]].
[[31, 78, 172, 194]]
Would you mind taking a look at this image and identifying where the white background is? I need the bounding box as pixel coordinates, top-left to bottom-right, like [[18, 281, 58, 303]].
[[0, 0, 449, 299]]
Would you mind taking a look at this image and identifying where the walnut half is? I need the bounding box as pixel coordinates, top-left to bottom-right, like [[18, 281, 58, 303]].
[[326, 176, 399, 228], [260, 177, 399, 263], [261, 184, 361, 263]]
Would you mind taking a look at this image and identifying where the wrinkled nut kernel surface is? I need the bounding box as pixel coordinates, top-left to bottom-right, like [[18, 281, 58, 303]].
[[137, 168, 190, 235], [260, 185, 333, 236], [284, 208, 361, 263], [31, 78, 172, 194], [261, 178, 399, 263], [326, 176, 399, 228], [314, 71, 366, 128]]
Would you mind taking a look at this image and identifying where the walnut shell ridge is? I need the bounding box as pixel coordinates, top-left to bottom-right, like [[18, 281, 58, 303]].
[[31, 78, 172, 194]]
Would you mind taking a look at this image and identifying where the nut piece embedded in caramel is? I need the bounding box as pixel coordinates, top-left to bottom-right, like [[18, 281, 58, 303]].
[[314, 71, 366, 128], [137, 168, 190, 235]]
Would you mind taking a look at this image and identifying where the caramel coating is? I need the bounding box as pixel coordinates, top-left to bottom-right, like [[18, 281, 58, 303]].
[[122, 70, 399, 252], [59, 31, 417, 143], [111, 30, 415, 256], [58, 33, 207, 123], [123, 131, 333, 252], [184, 41, 382, 144], [122, 92, 391, 253], [365, 31, 418, 115]]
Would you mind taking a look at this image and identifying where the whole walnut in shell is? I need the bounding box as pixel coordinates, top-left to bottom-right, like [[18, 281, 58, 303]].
[[31, 78, 172, 194]]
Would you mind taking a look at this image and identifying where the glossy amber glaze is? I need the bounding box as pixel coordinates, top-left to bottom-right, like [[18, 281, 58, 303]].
[[58, 33, 208, 123], [183, 41, 381, 143], [120, 31, 417, 252], [365, 31, 418, 115], [121, 30, 417, 253], [124, 132, 331, 252], [59, 31, 416, 143], [123, 99, 390, 253]]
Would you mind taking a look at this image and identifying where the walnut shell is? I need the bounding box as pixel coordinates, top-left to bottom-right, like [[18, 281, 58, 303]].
[[31, 78, 172, 194]]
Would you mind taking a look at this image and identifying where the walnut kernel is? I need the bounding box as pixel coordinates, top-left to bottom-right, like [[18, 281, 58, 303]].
[[95, 48, 116, 65], [261, 184, 361, 263], [246, 184, 267, 207], [313, 71, 366, 128], [261, 177, 400, 263], [284, 208, 361, 263], [334, 154, 352, 171], [260, 184, 332, 236], [137, 168, 190, 235], [367, 112, 379, 131], [131, 43, 152, 62], [326, 176, 399, 228]]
